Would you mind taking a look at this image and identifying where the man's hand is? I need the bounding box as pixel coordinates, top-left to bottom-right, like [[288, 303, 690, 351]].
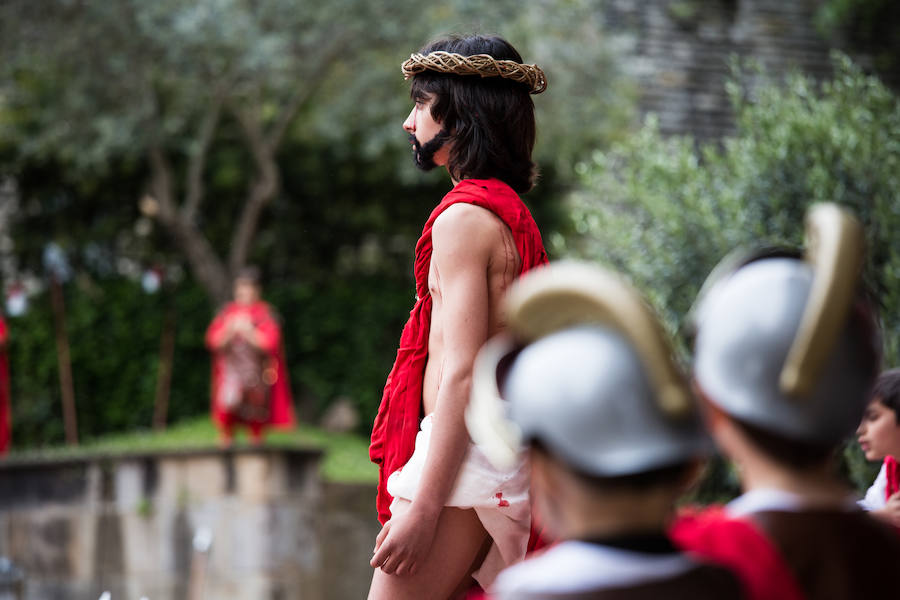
[[233, 314, 253, 333], [872, 492, 900, 527], [370, 507, 439, 577]]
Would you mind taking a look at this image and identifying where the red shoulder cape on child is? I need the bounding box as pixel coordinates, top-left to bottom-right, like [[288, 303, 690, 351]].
[[369, 178, 548, 525], [884, 455, 899, 501], [205, 301, 296, 429], [670, 505, 805, 600], [0, 317, 9, 455]]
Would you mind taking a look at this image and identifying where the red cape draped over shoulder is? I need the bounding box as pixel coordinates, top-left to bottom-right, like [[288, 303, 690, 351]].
[[369, 178, 548, 525], [670, 506, 805, 600], [0, 317, 9, 455], [884, 456, 900, 501], [205, 301, 296, 429]]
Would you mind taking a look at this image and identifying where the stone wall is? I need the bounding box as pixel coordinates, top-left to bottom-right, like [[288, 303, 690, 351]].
[[0, 447, 335, 600], [606, 0, 844, 140], [321, 483, 380, 600]]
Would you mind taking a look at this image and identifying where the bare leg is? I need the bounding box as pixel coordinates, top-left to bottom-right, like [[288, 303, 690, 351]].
[[249, 423, 264, 445], [218, 422, 234, 448], [368, 503, 489, 600]]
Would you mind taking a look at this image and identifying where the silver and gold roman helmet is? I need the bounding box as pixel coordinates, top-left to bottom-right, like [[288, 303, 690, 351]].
[[464, 261, 710, 476], [692, 203, 880, 444]]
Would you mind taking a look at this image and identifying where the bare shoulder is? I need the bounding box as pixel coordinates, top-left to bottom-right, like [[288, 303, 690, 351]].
[[432, 203, 504, 254]]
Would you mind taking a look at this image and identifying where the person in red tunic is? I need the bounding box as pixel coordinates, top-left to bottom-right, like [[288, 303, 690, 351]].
[[670, 204, 900, 600], [205, 267, 295, 447], [368, 35, 548, 599], [0, 313, 9, 455]]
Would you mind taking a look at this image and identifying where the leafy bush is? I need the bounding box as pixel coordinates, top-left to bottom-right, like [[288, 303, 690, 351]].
[[8, 280, 209, 446], [5, 121, 563, 450], [557, 53, 900, 497]]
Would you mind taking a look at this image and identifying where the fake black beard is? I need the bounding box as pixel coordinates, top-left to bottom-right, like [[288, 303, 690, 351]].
[[409, 129, 451, 171]]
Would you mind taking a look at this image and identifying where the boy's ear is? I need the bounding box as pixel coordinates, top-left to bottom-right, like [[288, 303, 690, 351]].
[[692, 378, 726, 430], [692, 378, 739, 454], [693, 379, 750, 465]]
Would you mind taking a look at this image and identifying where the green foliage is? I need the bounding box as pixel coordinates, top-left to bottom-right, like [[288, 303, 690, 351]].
[[5, 272, 410, 453], [558, 54, 900, 494], [8, 280, 210, 446], [561, 53, 900, 347], [0, 0, 629, 451], [816, 0, 900, 81], [0, 0, 390, 170], [0, 0, 632, 178], [4, 122, 563, 450], [4, 271, 403, 447]]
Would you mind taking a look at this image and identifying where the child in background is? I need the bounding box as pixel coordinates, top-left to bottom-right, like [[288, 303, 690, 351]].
[[856, 368, 900, 525]]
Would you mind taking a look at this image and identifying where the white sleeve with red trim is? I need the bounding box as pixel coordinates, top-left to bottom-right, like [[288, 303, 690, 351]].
[[859, 462, 887, 511]]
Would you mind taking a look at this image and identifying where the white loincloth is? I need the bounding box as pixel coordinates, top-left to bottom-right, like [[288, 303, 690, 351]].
[[386, 414, 531, 589]]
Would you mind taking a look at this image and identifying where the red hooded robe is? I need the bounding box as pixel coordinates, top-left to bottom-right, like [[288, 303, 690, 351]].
[[369, 178, 548, 525], [0, 316, 9, 455], [205, 301, 296, 430]]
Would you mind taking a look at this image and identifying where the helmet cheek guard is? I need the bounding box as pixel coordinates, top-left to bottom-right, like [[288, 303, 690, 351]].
[[465, 262, 708, 475]]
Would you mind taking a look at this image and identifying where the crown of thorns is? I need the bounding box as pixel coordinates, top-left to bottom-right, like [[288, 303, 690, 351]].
[[401, 51, 547, 94]]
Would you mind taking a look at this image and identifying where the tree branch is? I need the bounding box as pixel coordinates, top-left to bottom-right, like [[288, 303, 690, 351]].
[[266, 29, 350, 149], [149, 144, 231, 304], [149, 144, 176, 219], [182, 92, 225, 223], [226, 27, 352, 278], [227, 101, 278, 276]]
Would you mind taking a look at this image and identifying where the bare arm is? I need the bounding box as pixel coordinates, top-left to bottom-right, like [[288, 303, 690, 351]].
[[411, 205, 493, 514], [371, 204, 497, 575], [205, 311, 234, 350]]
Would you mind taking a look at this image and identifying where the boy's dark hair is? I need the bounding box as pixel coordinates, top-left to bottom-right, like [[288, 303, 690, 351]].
[[729, 297, 880, 470], [532, 440, 697, 493], [234, 265, 261, 286], [410, 35, 538, 194], [873, 368, 900, 424], [731, 418, 836, 469]]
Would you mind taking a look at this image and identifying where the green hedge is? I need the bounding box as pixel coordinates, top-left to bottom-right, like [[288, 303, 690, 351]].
[[6, 272, 416, 448], [559, 53, 900, 497]]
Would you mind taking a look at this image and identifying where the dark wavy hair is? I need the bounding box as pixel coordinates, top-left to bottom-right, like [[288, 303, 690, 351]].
[[873, 368, 900, 424], [410, 35, 538, 194]]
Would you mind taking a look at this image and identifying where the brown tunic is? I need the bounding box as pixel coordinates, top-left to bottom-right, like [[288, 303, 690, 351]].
[[750, 509, 900, 599]]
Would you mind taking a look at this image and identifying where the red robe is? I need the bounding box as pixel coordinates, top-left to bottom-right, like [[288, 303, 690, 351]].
[[884, 455, 899, 501], [205, 301, 296, 429], [369, 178, 548, 525], [0, 316, 9, 455]]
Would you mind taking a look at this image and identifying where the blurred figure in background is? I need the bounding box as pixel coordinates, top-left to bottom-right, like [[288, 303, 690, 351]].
[[469, 262, 741, 600], [856, 368, 900, 526], [0, 313, 8, 455], [672, 204, 900, 600], [205, 267, 295, 447]]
